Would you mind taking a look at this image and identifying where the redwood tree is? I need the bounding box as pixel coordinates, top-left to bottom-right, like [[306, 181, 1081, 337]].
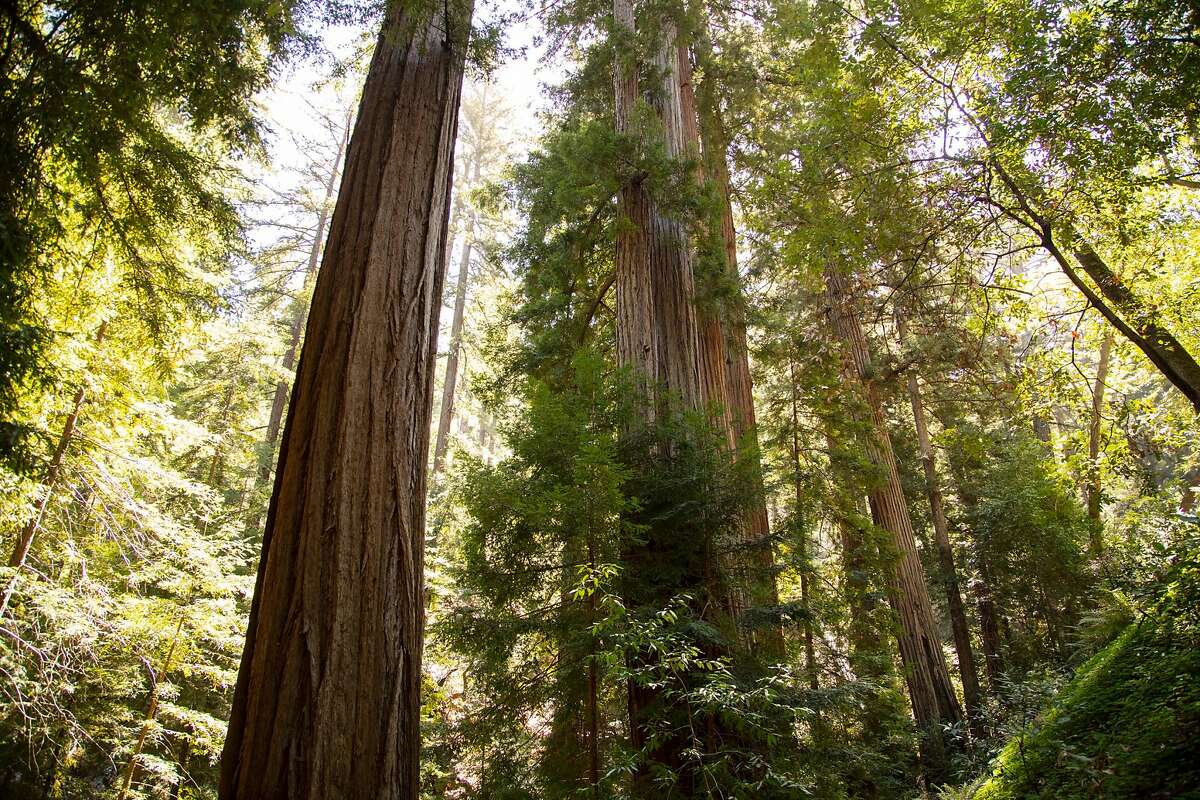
[[218, 3, 470, 797], [824, 265, 962, 783]]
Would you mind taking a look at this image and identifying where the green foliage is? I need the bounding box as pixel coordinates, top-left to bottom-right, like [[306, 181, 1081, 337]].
[[969, 529, 1200, 800], [0, 369, 260, 798], [0, 0, 317, 469], [945, 423, 1094, 672], [434, 350, 633, 798], [431, 346, 827, 797]]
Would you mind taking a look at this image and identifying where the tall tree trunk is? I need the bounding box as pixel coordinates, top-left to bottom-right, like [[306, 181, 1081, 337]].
[[974, 574, 1005, 694], [823, 266, 961, 784], [612, 0, 656, 417], [1086, 329, 1113, 553], [901, 351, 984, 730], [612, 9, 708, 791], [943, 439, 1008, 697], [586, 535, 601, 798], [644, 27, 702, 410], [829, 472, 890, 800], [259, 113, 352, 483], [431, 150, 482, 479], [690, 39, 784, 659], [218, 3, 468, 797], [1, 321, 107, 617]]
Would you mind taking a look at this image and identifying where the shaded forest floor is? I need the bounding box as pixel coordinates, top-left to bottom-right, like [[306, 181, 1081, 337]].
[[961, 553, 1200, 799]]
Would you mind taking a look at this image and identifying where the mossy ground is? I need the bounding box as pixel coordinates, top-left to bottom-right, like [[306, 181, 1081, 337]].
[[972, 618, 1200, 800]]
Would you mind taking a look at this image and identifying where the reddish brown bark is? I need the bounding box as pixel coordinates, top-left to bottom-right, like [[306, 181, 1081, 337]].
[[689, 41, 784, 659], [612, 10, 709, 789], [824, 266, 960, 783], [218, 4, 468, 798], [903, 356, 984, 729], [612, 0, 656, 414], [644, 26, 702, 410]]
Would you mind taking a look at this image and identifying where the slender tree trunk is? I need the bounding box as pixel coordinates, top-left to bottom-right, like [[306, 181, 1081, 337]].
[[824, 266, 960, 784], [940, 422, 1008, 697], [259, 113, 352, 483], [828, 467, 891, 800], [218, 4, 468, 797], [117, 614, 185, 800], [431, 151, 482, 479], [586, 537, 601, 798], [1086, 329, 1113, 553], [1, 322, 107, 617], [975, 576, 1004, 694], [903, 359, 984, 730], [789, 363, 818, 691]]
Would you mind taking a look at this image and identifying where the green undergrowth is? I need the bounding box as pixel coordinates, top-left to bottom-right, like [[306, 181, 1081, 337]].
[[968, 543, 1200, 800]]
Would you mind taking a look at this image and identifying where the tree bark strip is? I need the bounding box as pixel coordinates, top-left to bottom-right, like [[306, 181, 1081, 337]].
[[824, 266, 960, 783], [612, 0, 656, 416], [691, 40, 784, 659], [644, 23, 702, 410], [612, 10, 711, 791], [899, 330, 984, 729], [218, 4, 469, 797]]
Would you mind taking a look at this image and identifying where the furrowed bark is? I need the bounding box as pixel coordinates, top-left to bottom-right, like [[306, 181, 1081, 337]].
[[612, 0, 656, 414], [691, 40, 784, 659], [645, 23, 702, 409], [824, 266, 961, 784], [218, 4, 469, 797]]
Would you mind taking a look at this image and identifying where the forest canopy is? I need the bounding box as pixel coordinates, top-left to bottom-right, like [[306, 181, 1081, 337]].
[[0, 0, 1197, 798]]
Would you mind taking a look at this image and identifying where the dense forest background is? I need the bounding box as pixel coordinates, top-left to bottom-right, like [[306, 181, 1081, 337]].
[[1, 0, 1198, 798]]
